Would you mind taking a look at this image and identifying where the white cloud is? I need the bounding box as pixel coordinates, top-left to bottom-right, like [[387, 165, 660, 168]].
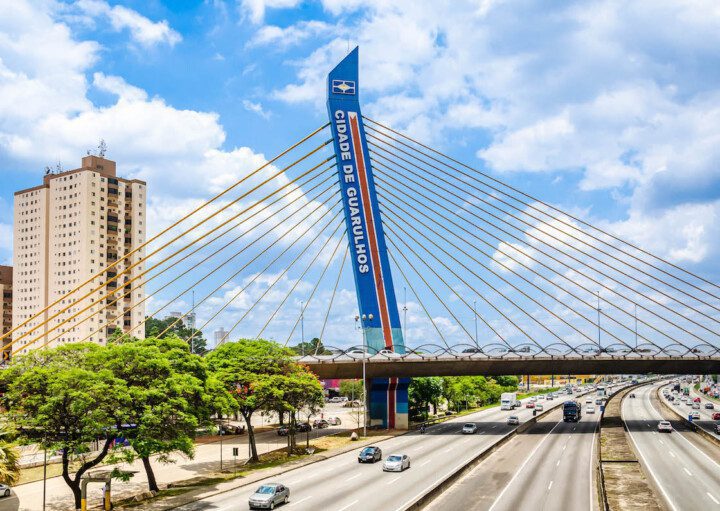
[[248, 20, 333, 48], [240, 0, 303, 24], [242, 99, 271, 119], [75, 0, 182, 47]]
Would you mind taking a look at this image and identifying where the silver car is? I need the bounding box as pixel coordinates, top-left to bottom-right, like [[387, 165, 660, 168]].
[[248, 483, 289, 510], [0, 484, 10, 498], [383, 454, 410, 472], [507, 415, 520, 426]]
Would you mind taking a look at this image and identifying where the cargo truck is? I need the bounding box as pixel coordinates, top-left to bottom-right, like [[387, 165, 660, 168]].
[[563, 400, 582, 422], [501, 392, 518, 410]]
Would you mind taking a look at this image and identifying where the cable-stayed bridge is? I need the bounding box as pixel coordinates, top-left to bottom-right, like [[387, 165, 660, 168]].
[[2, 48, 719, 428]]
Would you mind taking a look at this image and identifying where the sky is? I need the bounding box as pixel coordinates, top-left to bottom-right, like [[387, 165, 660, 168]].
[[1, 0, 720, 352]]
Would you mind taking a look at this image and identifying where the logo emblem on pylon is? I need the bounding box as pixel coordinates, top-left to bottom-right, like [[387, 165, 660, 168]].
[[332, 80, 356, 95]]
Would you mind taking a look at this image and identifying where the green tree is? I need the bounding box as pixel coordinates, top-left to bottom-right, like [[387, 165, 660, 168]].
[[264, 367, 325, 453], [206, 339, 298, 461], [1, 344, 129, 510], [95, 335, 226, 492], [290, 337, 331, 356], [495, 375, 519, 388], [409, 377, 443, 419], [0, 429, 20, 486], [339, 379, 364, 399], [144, 316, 208, 353]]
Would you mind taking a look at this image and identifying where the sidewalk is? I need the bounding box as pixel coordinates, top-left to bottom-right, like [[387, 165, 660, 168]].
[[9, 423, 351, 510]]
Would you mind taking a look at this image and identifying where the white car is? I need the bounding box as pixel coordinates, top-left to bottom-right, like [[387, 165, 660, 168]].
[[507, 416, 520, 426], [462, 423, 478, 434], [535, 403, 544, 411], [691, 411, 701, 420], [0, 484, 10, 498], [585, 397, 593, 404], [586, 406, 596, 414], [383, 454, 410, 472], [658, 421, 672, 433]]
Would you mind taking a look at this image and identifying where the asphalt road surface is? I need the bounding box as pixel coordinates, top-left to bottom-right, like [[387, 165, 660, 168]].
[[622, 383, 720, 511], [426, 396, 601, 511], [174, 390, 587, 511]]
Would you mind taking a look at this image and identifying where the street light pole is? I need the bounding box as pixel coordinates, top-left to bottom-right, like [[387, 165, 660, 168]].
[[473, 300, 478, 345], [634, 303, 638, 351], [402, 287, 407, 343], [597, 291, 601, 350], [357, 313, 373, 437], [301, 301, 305, 356]]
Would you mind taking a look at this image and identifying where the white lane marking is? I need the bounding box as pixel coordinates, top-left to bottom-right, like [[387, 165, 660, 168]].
[[548, 481, 554, 491], [421, 459, 432, 467], [659, 439, 664, 445], [669, 451, 676, 458], [624, 385, 679, 511], [442, 447, 453, 453], [335, 499, 358, 511], [556, 460, 560, 467], [386, 476, 401, 485], [683, 467, 692, 476], [488, 417, 566, 511], [491, 425, 497, 429], [346, 473, 361, 481], [708, 492, 719, 505], [646, 388, 720, 470], [288, 496, 312, 507]]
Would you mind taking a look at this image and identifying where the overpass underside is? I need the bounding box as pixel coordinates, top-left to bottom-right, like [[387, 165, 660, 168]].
[[303, 357, 720, 379]]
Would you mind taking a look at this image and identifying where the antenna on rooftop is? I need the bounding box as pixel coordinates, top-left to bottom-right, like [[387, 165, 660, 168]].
[[44, 166, 52, 175], [98, 139, 107, 158], [55, 161, 63, 173]]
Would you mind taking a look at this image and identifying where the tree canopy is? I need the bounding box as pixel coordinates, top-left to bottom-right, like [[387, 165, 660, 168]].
[[144, 316, 207, 353]]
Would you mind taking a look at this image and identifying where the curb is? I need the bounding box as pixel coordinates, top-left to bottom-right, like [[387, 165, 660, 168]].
[[404, 387, 597, 510], [655, 386, 720, 449]]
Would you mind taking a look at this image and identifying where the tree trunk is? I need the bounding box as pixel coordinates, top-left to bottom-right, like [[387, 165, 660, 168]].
[[63, 437, 114, 510], [141, 456, 159, 492], [242, 411, 259, 462]]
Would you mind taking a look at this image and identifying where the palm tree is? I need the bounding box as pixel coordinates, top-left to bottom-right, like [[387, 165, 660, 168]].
[[0, 430, 20, 485]]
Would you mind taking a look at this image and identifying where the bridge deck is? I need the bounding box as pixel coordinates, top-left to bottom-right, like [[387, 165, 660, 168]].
[[299, 355, 720, 378]]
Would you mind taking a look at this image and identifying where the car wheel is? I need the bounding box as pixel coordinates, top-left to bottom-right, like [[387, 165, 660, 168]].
[[285, 496, 289, 504], [270, 502, 275, 510], [3, 489, 8, 497]]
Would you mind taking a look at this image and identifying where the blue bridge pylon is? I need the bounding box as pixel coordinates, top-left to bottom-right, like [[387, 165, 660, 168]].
[[327, 48, 409, 429]]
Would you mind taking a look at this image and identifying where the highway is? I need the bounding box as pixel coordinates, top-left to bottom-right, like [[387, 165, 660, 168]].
[[681, 384, 720, 436], [174, 390, 587, 511], [426, 395, 601, 511], [622, 383, 720, 510]]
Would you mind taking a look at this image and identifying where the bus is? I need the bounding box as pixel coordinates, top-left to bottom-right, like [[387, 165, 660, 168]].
[[597, 385, 607, 397]]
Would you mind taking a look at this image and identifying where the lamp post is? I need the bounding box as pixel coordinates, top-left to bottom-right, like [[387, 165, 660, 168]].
[[634, 304, 638, 351], [355, 312, 373, 437], [301, 301, 305, 356], [597, 291, 601, 351], [473, 300, 478, 345]]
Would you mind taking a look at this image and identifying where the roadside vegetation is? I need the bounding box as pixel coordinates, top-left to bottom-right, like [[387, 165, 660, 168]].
[[0, 334, 323, 510]]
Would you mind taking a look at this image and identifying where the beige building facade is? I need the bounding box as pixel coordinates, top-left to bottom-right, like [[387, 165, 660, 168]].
[[0, 265, 12, 358], [12, 155, 146, 355]]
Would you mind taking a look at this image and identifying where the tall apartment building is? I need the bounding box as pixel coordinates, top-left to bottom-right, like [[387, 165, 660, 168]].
[[0, 265, 12, 358], [12, 155, 146, 355]]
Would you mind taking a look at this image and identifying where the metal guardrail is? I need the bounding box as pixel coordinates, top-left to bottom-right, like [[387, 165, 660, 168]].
[[297, 343, 720, 361]]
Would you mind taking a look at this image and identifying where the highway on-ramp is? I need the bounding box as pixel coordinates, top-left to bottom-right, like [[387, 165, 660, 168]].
[[622, 383, 720, 511], [173, 391, 586, 511]]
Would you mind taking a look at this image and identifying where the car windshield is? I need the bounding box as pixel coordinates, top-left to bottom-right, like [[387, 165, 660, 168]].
[[509, 416, 518, 420], [387, 455, 402, 462], [361, 448, 375, 454], [256, 486, 276, 495], [464, 424, 474, 428]]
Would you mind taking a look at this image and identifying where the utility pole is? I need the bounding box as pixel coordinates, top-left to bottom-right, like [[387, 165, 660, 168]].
[[402, 287, 408, 344], [473, 300, 478, 345], [597, 291, 601, 351], [301, 301, 305, 356], [190, 290, 195, 354], [634, 303, 638, 351]]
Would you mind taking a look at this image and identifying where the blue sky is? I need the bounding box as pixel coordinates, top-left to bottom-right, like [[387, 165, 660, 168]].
[[2, 0, 720, 351]]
